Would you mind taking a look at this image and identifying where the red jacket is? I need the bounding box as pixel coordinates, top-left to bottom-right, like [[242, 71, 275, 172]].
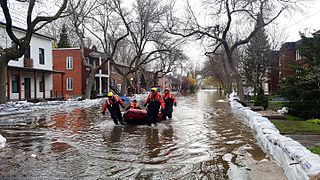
[[145, 92, 165, 109], [162, 92, 177, 103], [101, 95, 125, 113]]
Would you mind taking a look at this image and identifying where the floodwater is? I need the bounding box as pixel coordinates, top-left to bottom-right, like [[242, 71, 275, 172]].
[[0, 90, 286, 179]]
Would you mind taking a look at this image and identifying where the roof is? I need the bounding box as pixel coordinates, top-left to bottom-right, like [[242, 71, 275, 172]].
[[8, 65, 65, 74], [53, 47, 81, 51], [0, 21, 54, 41]]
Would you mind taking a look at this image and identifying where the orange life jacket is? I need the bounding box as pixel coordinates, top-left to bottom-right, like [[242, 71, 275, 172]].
[[101, 95, 124, 112], [163, 92, 177, 103], [145, 92, 165, 109]]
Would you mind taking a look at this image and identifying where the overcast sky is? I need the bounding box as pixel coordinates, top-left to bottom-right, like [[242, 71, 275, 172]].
[[278, 1, 320, 41], [1, 0, 320, 65]]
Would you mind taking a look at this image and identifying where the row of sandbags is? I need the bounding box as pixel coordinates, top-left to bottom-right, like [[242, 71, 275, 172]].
[[228, 92, 320, 180], [0, 133, 6, 149]]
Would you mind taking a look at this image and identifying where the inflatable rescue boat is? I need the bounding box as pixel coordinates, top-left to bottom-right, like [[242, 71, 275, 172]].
[[123, 109, 163, 124]]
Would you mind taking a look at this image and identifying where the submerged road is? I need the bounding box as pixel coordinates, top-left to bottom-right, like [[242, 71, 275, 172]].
[[0, 90, 286, 179]]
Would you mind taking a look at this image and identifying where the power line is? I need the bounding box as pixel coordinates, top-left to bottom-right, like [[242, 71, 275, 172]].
[[281, 10, 320, 31]]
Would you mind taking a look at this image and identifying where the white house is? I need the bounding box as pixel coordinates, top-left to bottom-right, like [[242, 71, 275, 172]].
[[0, 22, 64, 101]]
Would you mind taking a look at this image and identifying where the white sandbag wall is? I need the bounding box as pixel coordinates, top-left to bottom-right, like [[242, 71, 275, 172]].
[[229, 92, 320, 180], [0, 133, 6, 149]]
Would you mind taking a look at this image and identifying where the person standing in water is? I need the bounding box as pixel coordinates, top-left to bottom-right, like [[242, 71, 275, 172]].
[[162, 88, 177, 120], [101, 92, 125, 125], [144, 87, 164, 126]]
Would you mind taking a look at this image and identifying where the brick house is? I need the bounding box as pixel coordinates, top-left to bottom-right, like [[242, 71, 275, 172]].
[[109, 61, 134, 92], [52, 48, 109, 98], [0, 22, 64, 101], [265, 51, 280, 95], [264, 39, 307, 95], [279, 42, 298, 80]]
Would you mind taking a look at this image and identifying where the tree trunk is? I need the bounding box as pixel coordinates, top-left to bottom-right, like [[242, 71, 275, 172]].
[[84, 70, 96, 99], [228, 59, 245, 101], [234, 71, 245, 101], [0, 59, 8, 104], [253, 65, 259, 96], [120, 75, 128, 95], [225, 82, 232, 94], [136, 72, 140, 94]]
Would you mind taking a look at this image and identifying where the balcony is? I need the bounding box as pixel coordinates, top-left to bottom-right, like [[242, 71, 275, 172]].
[[24, 58, 33, 68]]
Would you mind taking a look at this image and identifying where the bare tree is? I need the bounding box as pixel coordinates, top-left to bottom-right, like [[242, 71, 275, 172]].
[[112, 0, 181, 94], [40, 19, 80, 47], [68, 0, 128, 99], [166, 0, 301, 101], [203, 50, 233, 93], [148, 48, 187, 86], [0, 0, 68, 104]]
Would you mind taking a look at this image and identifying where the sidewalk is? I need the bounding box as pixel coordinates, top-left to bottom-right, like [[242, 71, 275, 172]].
[[286, 134, 320, 148]]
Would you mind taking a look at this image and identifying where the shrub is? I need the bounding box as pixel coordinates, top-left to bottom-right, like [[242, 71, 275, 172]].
[[306, 119, 320, 125], [254, 87, 268, 110]]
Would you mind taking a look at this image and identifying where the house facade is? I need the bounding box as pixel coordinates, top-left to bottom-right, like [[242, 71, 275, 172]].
[[109, 61, 134, 92], [279, 42, 298, 80], [265, 51, 280, 95], [0, 22, 63, 101], [52, 48, 109, 98], [264, 40, 306, 95]]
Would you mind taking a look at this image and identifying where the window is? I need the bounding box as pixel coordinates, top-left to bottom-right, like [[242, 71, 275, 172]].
[[39, 48, 45, 65], [39, 76, 44, 92], [66, 56, 73, 69], [66, 78, 73, 91], [24, 45, 30, 59], [11, 42, 19, 61], [11, 75, 19, 93], [296, 50, 302, 61], [85, 57, 90, 65]]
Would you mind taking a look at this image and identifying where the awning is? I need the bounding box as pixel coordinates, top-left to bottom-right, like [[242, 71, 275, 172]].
[[8, 66, 65, 74]]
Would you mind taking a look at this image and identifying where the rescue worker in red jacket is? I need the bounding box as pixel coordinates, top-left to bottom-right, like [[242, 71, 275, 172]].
[[162, 88, 177, 120], [125, 99, 141, 111], [144, 87, 165, 126], [101, 92, 125, 125]]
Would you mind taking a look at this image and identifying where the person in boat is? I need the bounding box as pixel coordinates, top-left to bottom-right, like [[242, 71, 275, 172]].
[[162, 88, 177, 120], [125, 99, 141, 111], [144, 87, 165, 126], [101, 92, 125, 125]]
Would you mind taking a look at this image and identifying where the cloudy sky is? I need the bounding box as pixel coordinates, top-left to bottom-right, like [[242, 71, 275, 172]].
[[1, 0, 320, 65], [279, 2, 320, 41]]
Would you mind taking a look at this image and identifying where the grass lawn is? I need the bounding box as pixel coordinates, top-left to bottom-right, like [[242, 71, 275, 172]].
[[309, 147, 320, 155], [285, 114, 306, 121], [271, 120, 320, 134], [268, 101, 284, 111]]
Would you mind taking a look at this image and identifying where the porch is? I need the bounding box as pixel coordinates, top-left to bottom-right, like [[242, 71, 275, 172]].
[[6, 66, 65, 101]]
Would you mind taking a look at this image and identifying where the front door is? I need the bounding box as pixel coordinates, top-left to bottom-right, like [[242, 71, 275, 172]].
[[24, 78, 31, 99]]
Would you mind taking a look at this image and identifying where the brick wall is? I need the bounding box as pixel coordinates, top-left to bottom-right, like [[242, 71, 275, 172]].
[[267, 51, 280, 95], [53, 48, 84, 97]]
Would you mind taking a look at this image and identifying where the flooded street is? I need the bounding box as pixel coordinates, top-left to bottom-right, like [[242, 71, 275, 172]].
[[0, 90, 286, 179]]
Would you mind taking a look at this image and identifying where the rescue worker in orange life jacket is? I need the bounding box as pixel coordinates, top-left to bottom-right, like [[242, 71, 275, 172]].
[[125, 99, 141, 111], [101, 92, 125, 125], [162, 88, 177, 120], [144, 87, 165, 126]]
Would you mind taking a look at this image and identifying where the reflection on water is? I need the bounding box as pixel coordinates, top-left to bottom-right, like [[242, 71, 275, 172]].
[[0, 90, 284, 179]]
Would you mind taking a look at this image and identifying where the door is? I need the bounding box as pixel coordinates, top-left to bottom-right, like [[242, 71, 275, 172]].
[[24, 78, 31, 99]]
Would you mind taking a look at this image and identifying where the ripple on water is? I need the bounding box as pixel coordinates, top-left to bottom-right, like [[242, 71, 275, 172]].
[[0, 91, 286, 179]]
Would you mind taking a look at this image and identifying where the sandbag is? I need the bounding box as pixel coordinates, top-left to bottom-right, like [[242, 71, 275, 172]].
[[0, 134, 6, 149]]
